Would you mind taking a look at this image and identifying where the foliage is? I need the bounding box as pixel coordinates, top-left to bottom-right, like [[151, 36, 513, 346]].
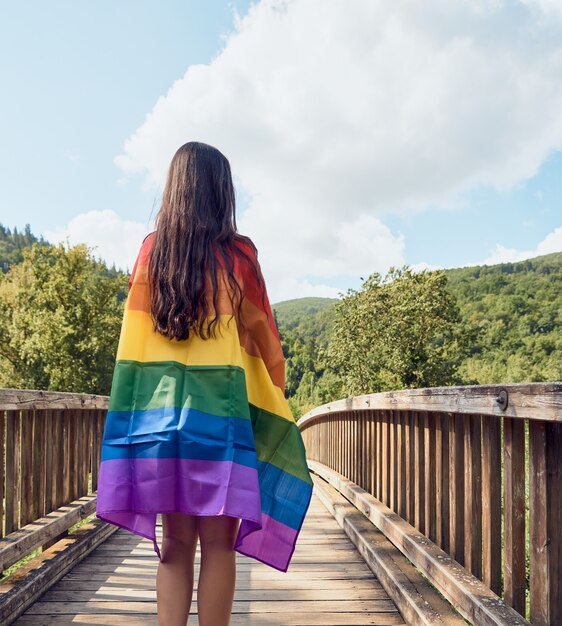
[[0, 241, 128, 394], [272, 297, 336, 327], [445, 251, 562, 384], [1, 222, 560, 412], [0, 222, 50, 273], [325, 266, 477, 396], [274, 251, 562, 415], [274, 298, 339, 410]]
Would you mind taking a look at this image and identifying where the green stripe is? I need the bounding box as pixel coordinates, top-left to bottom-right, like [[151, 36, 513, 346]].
[[249, 404, 313, 485], [109, 361, 250, 419], [108, 359, 311, 484]]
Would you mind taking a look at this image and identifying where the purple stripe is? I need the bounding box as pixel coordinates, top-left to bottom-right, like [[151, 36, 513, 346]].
[[96, 457, 261, 522], [234, 512, 299, 572], [96, 457, 303, 571]]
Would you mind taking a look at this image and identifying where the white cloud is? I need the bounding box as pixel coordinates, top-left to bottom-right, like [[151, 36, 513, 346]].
[[468, 224, 562, 265], [536, 225, 562, 255], [266, 214, 406, 300], [521, 0, 562, 19], [43, 210, 151, 272], [269, 278, 343, 304], [410, 261, 445, 273], [114, 0, 562, 300], [248, 208, 406, 288]]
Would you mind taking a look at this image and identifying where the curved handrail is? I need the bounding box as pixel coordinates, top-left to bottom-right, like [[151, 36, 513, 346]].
[[297, 381, 562, 428], [297, 382, 562, 625]]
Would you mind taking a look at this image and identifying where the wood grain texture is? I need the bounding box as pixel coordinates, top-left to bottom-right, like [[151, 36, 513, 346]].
[[423, 411, 436, 543], [503, 417, 526, 615], [297, 382, 562, 427], [0, 518, 117, 625], [313, 474, 466, 626], [463, 413, 482, 579], [309, 460, 531, 626], [448, 413, 464, 566], [10, 491, 405, 626], [482, 414, 501, 595], [529, 421, 562, 626], [0, 495, 98, 571], [0, 388, 109, 411]]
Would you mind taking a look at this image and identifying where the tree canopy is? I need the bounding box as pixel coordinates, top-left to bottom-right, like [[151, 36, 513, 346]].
[[0, 240, 128, 394], [274, 252, 562, 417], [326, 267, 477, 396]]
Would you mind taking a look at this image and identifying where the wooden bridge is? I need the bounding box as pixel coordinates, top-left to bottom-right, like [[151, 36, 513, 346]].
[[0, 383, 560, 625]]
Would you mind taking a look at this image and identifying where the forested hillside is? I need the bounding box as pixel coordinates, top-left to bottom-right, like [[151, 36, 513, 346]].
[[272, 298, 337, 407], [444, 252, 561, 384], [0, 223, 129, 393], [273, 297, 336, 326], [273, 251, 562, 416], [1, 222, 560, 412], [0, 223, 50, 273]]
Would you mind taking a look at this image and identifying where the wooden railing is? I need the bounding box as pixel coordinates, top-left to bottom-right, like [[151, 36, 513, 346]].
[[0, 388, 108, 573], [297, 382, 562, 626], [2, 384, 560, 625]]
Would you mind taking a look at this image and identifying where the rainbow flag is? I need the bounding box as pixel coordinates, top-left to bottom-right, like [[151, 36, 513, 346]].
[[96, 233, 313, 571]]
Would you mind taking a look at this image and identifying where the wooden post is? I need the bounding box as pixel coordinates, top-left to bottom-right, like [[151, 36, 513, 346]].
[[32, 409, 42, 520], [414, 411, 425, 534], [405, 411, 415, 525], [503, 417, 526, 615], [449, 412, 464, 565], [424, 411, 436, 543], [529, 420, 562, 626], [382, 410, 390, 507], [397, 411, 406, 519], [376, 411, 382, 501], [435, 412, 450, 552], [463, 413, 482, 579], [22, 409, 33, 526], [0, 410, 3, 537], [45, 408, 53, 509], [390, 409, 396, 512], [482, 414, 501, 595]]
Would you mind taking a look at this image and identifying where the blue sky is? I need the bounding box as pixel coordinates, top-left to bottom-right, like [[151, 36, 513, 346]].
[[1, 1, 561, 303], [0, 0, 250, 237]]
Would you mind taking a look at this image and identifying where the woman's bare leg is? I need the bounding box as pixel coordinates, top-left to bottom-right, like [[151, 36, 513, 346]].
[[156, 512, 199, 626], [197, 515, 240, 626]]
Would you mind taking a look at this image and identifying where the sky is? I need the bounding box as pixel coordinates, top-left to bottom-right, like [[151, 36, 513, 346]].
[[1, 0, 561, 304]]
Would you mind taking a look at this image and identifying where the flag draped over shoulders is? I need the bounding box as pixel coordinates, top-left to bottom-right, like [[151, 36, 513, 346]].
[[95, 232, 313, 572]]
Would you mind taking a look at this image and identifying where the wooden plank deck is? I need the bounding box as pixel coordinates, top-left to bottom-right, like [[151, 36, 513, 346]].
[[12, 489, 405, 625]]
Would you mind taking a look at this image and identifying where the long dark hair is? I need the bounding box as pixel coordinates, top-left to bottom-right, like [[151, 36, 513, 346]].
[[148, 141, 264, 341]]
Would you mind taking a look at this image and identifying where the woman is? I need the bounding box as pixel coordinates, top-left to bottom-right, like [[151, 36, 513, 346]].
[[96, 142, 313, 626]]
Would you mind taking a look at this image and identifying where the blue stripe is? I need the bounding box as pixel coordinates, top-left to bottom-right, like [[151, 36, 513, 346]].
[[101, 406, 257, 469], [100, 406, 313, 530], [256, 459, 313, 529]]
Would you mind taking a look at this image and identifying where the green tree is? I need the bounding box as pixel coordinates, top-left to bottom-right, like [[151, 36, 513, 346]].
[[0, 222, 50, 273], [275, 251, 562, 416], [0, 241, 128, 394], [326, 266, 477, 396]]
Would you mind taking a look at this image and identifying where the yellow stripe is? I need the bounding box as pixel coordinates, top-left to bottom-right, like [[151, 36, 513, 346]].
[[242, 351, 294, 422], [116, 308, 293, 422], [117, 308, 242, 366]]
